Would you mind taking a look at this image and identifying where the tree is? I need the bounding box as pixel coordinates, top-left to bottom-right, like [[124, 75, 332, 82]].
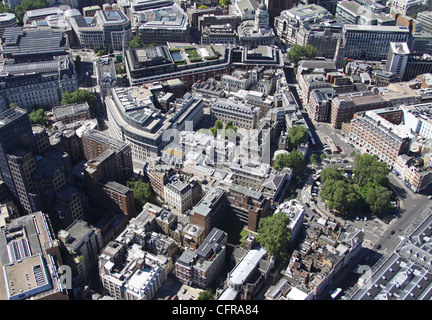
[[9, 103, 19, 108], [129, 35, 143, 49], [61, 89, 97, 114], [198, 5, 209, 9], [126, 178, 155, 209], [310, 153, 318, 165], [214, 119, 223, 130], [29, 108, 48, 127], [257, 211, 291, 262], [219, 0, 231, 6], [353, 153, 389, 187], [198, 289, 214, 300], [320, 166, 344, 184], [321, 180, 361, 215], [287, 44, 317, 66], [362, 183, 392, 214], [320, 153, 326, 161], [287, 125, 308, 150], [274, 150, 304, 172]]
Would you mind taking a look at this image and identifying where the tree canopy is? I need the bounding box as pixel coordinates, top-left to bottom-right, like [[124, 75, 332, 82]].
[[126, 178, 155, 209], [274, 150, 304, 172], [29, 108, 48, 127], [287, 125, 308, 150], [319, 155, 392, 216], [257, 211, 292, 262], [353, 153, 389, 187], [287, 44, 317, 65], [129, 35, 144, 49], [61, 89, 97, 114]]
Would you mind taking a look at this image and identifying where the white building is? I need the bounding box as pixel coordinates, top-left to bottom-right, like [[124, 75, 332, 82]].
[[164, 179, 194, 214], [69, 10, 132, 50], [385, 42, 410, 80], [274, 199, 305, 247], [210, 97, 260, 129]]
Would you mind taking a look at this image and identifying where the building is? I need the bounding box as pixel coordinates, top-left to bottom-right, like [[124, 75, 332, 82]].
[[81, 129, 133, 185], [0, 13, 17, 37], [106, 86, 203, 162], [97, 179, 136, 219], [209, 97, 260, 129], [350, 208, 432, 300], [0, 211, 68, 300], [342, 25, 411, 60], [163, 178, 196, 214], [23, 7, 63, 25], [123, 44, 232, 88], [274, 4, 334, 46], [98, 240, 167, 300], [201, 24, 237, 45], [69, 10, 131, 50], [335, 0, 395, 26], [175, 228, 227, 288], [308, 87, 337, 122], [52, 102, 91, 127], [330, 92, 390, 128], [417, 11, 432, 34], [131, 1, 190, 45], [265, 0, 296, 22], [385, 42, 410, 80], [274, 199, 305, 247], [58, 220, 103, 282], [0, 107, 37, 212], [389, 0, 426, 17], [226, 183, 270, 232], [237, 2, 275, 47], [349, 110, 412, 165]]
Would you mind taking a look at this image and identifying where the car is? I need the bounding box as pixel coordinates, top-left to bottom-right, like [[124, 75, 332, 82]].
[[337, 146, 342, 152], [429, 195, 432, 200], [311, 208, 317, 213], [305, 203, 310, 207], [390, 230, 395, 235], [375, 244, 382, 249], [182, 289, 187, 294]]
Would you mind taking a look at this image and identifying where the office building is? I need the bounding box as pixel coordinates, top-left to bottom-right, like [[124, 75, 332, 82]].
[[52, 102, 91, 127], [0, 211, 68, 300], [331, 92, 390, 128], [274, 4, 333, 46], [385, 42, 410, 80], [129, 1, 189, 45], [106, 86, 203, 162], [201, 24, 238, 45], [417, 11, 432, 34], [0, 13, 17, 37], [98, 238, 167, 300], [351, 209, 432, 300], [210, 97, 260, 129], [163, 178, 196, 214], [58, 220, 103, 282], [123, 44, 232, 88], [342, 25, 410, 60], [97, 179, 136, 219], [335, 0, 395, 26], [389, 0, 426, 16], [69, 10, 131, 50], [175, 228, 227, 288], [265, 0, 296, 22], [81, 129, 133, 185], [349, 110, 412, 165], [226, 183, 270, 232]]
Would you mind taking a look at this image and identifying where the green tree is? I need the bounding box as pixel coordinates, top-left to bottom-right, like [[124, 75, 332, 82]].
[[320, 153, 326, 161], [274, 150, 304, 172], [129, 35, 143, 49], [9, 103, 19, 108], [310, 153, 318, 165], [287, 125, 308, 150], [321, 180, 361, 215], [198, 289, 214, 300], [287, 44, 317, 66], [363, 183, 392, 214], [126, 178, 155, 209], [198, 5, 209, 9], [214, 119, 223, 130], [14, 0, 48, 25], [320, 166, 344, 184], [29, 108, 48, 127], [61, 89, 97, 114], [353, 153, 389, 187], [257, 211, 291, 262], [219, 0, 231, 6]]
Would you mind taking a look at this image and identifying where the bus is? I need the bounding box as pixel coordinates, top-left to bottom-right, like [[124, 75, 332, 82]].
[[330, 288, 342, 300]]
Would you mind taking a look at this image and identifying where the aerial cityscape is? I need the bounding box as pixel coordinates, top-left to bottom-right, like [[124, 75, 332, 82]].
[[0, 0, 431, 304]]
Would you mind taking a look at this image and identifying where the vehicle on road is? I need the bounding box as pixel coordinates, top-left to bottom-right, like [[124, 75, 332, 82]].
[[375, 244, 382, 249], [390, 230, 395, 235]]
